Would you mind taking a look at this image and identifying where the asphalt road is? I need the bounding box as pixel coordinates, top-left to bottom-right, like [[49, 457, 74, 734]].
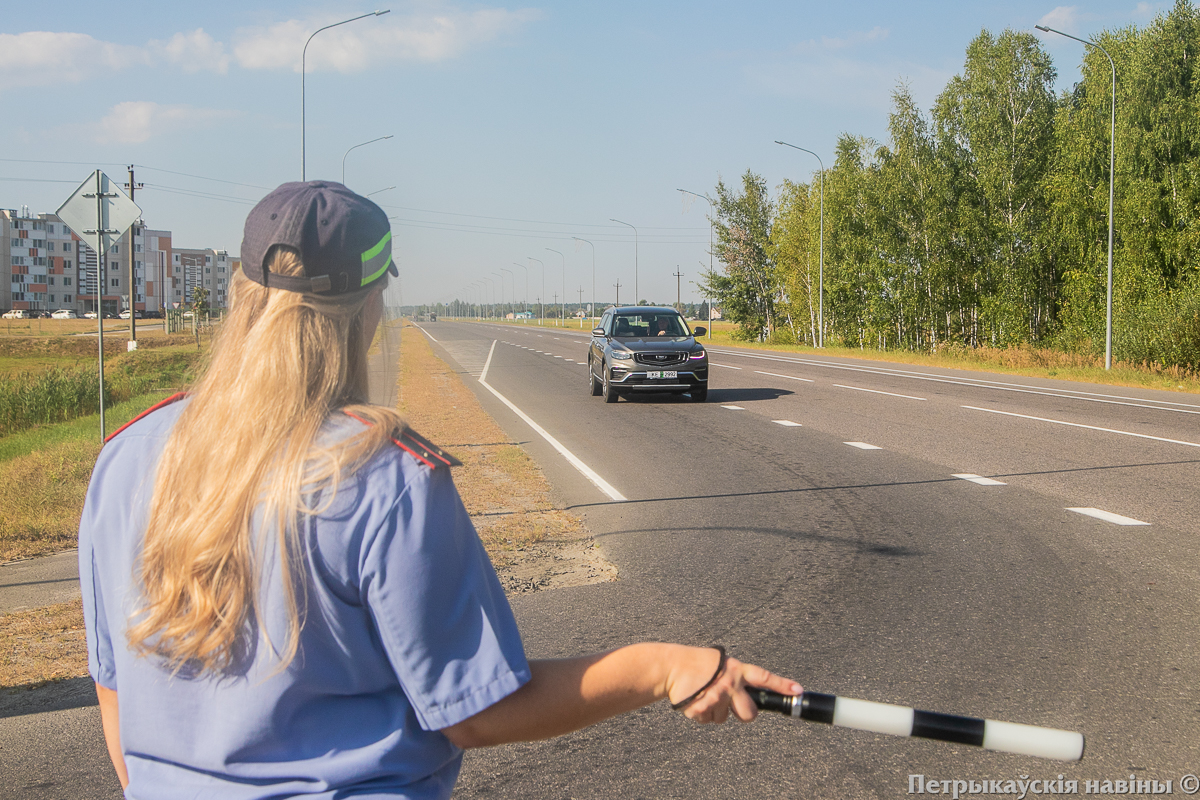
[[4, 318, 1196, 798], [424, 320, 1199, 798]]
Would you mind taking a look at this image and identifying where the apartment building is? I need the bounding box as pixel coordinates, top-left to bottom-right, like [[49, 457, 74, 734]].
[[2, 205, 235, 314]]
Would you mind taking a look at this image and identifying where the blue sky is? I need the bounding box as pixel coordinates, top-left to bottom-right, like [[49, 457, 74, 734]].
[[0, 0, 1168, 308]]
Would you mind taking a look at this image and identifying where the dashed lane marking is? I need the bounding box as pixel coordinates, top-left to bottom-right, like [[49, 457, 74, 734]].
[[711, 363, 742, 370], [952, 473, 1007, 486], [755, 370, 814, 382], [1066, 507, 1150, 526], [834, 384, 926, 401], [772, 420, 802, 427], [844, 442, 882, 450], [721, 405, 745, 410]]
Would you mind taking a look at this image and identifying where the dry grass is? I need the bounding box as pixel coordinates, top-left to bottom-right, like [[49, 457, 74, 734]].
[[0, 598, 88, 689], [0, 438, 103, 562], [393, 321, 585, 564]]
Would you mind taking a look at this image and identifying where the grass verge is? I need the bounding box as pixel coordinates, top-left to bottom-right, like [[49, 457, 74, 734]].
[[394, 320, 590, 568], [0, 599, 87, 690]]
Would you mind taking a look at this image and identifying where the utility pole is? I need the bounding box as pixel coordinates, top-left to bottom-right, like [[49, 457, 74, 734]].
[[124, 165, 143, 344], [577, 286, 584, 328], [614, 280, 622, 307], [673, 268, 684, 311]]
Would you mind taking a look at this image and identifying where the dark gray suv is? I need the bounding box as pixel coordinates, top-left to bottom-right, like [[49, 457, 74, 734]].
[[588, 306, 708, 403]]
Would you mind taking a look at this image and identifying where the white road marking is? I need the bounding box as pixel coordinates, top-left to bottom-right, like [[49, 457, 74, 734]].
[[711, 363, 742, 370], [1067, 507, 1150, 526], [411, 323, 438, 343], [478, 340, 625, 502], [755, 370, 815, 382], [554, 355, 563, 358], [772, 420, 802, 427], [844, 442, 882, 450], [721, 405, 745, 410], [834, 384, 926, 401], [707, 348, 1200, 414], [962, 405, 1200, 448], [952, 473, 1007, 486]]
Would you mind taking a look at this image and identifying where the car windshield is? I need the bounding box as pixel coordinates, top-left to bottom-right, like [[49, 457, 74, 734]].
[[611, 313, 689, 338]]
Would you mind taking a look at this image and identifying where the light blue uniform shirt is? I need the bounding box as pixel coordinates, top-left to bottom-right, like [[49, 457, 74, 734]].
[[79, 400, 530, 799]]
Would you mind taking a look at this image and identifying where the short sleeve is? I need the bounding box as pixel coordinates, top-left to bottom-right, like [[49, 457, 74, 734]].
[[361, 464, 529, 731], [79, 497, 117, 690]]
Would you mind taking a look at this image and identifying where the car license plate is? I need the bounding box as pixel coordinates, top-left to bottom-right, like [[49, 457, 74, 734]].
[[646, 370, 677, 379]]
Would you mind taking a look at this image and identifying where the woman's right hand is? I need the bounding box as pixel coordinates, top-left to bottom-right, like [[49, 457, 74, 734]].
[[665, 645, 801, 724]]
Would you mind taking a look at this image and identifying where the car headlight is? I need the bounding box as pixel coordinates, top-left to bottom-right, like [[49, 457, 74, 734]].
[[610, 351, 633, 360], [689, 348, 706, 360]]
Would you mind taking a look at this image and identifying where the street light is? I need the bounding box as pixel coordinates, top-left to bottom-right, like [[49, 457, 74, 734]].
[[609, 218, 638, 303], [677, 189, 713, 340], [546, 248, 565, 326], [1036, 23, 1117, 370], [492, 272, 506, 317], [480, 276, 494, 318], [302, 10, 391, 181], [572, 237, 595, 325], [342, 135, 393, 185], [528, 257, 544, 324], [774, 141, 825, 347], [512, 262, 529, 317]]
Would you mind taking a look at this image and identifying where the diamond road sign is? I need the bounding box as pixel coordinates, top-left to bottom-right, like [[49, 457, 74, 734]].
[[56, 170, 141, 257]]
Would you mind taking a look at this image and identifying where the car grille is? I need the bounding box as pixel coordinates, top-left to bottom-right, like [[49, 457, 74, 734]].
[[634, 352, 686, 366]]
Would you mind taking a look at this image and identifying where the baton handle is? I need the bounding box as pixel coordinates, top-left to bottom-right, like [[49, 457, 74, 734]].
[[746, 688, 1084, 762]]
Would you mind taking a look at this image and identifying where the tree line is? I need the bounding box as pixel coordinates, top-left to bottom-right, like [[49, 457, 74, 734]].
[[702, 0, 1200, 369]]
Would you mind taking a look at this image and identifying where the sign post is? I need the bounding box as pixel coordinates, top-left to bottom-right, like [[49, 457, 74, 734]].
[[57, 170, 142, 441]]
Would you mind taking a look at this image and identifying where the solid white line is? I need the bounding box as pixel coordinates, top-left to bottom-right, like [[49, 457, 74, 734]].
[[478, 373, 626, 503], [952, 473, 1008, 486], [721, 405, 745, 410], [707, 348, 1200, 414], [772, 420, 802, 427], [711, 363, 742, 370], [412, 323, 439, 343], [962, 405, 1200, 448], [480, 339, 497, 383], [844, 442, 882, 450], [1067, 507, 1150, 526], [755, 370, 815, 382], [834, 384, 926, 401]]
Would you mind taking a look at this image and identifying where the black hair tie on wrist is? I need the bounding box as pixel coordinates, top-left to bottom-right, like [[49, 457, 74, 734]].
[[671, 645, 728, 711]]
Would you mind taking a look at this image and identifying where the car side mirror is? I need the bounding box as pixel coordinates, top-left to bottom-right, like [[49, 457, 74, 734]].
[[591, 327, 606, 337], [692, 326, 706, 337]]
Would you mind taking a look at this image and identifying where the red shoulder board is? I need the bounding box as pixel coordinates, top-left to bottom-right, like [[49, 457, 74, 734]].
[[104, 392, 188, 444], [341, 411, 461, 469]]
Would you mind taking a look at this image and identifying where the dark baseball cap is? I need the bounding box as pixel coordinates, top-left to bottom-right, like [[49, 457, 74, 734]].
[[241, 181, 397, 295]]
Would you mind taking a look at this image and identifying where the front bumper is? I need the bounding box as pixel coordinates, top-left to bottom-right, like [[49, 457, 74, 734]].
[[608, 364, 708, 390]]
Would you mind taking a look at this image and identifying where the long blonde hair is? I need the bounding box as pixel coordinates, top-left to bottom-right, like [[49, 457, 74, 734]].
[[127, 247, 404, 674]]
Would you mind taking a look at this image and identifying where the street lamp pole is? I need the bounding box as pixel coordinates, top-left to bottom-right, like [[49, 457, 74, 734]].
[[546, 248, 565, 326], [342, 135, 393, 185], [1036, 23, 1117, 370], [492, 272, 506, 317], [302, 9, 391, 181], [512, 262, 528, 317], [480, 276, 494, 318], [775, 141, 825, 347], [572, 236, 595, 324], [677, 189, 714, 339], [500, 267, 514, 318], [610, 218, 638, 304], [528, 257, 544, 325]]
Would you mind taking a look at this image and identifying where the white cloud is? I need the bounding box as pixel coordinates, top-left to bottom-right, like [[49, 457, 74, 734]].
[[0, 31, 147, 85], [791, 26, 890, 55], [232, 7, 542, 73], [149, 29, 231, 74], [96, 101, 235, 144], [1037, 6, 1082, 34]]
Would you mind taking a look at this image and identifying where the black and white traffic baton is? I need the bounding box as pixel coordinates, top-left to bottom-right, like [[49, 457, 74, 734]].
[[746, 689, 1084, 762]]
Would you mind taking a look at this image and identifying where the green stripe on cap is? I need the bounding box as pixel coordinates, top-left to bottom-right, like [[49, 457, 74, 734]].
[[361, 231, 393, 286]]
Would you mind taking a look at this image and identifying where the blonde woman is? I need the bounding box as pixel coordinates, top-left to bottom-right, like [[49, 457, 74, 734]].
[[80, 181, 800, 799]]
